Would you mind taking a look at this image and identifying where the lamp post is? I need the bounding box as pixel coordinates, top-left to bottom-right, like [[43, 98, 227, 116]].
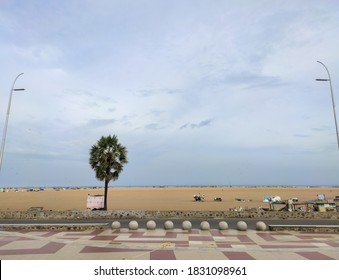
[[0, 73, 25, 173], [315, 61, 339, 151]]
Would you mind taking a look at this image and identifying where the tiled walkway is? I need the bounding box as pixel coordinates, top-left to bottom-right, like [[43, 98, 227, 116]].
[[1, 228, 339, 260]]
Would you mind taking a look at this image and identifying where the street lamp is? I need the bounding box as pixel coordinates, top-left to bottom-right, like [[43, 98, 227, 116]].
[[0, 73, 25, 173], [315, 61, 339, 151]]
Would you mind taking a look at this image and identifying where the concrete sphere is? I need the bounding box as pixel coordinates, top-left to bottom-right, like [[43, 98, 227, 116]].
[[111, 221, 121, 229], [237, 221, 248, 231], [256, 221, 267, 231], [218, 221, 228, 230], [182, 220, 192, 230], [164, 220, 174, 230], [200, 221, 210, 230], [146, 220, 157, 230], [128, 220, 139, 230]]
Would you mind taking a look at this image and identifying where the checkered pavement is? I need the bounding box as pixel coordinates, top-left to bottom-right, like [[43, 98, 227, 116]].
[[1, 228, 339, 260]]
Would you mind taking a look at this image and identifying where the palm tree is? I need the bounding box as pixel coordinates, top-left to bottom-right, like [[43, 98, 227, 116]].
[[89, 135, 128, 210]]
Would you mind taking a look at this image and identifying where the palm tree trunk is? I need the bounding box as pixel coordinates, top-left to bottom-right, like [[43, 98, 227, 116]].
[[103, 179, 109, 210]]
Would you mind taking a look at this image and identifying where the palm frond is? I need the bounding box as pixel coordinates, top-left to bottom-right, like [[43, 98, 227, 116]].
[[89, 134, 128, 184]]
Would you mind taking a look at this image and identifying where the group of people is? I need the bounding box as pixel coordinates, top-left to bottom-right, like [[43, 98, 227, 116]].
[[193, 193, 205, 201], [193, 194, 223, 202]]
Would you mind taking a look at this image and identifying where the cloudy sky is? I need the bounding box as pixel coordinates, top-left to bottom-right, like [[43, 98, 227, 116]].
[[0, 0, 339, 187]]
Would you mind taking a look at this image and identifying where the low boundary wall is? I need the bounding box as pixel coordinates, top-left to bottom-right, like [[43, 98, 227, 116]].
[[0, 223, 109, 231], [0, 210, 338, 220], [268, 224, 339, 233]]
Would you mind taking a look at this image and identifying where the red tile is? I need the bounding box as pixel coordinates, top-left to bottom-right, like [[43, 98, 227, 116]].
[[39, 242, 65, 254], [297, 235, 331, 240], [0, 242, 65, 255], [257, 233, 277, 241], [237, 235, 254, 243], [129, 232, 146, 238], [172, 241, 189, 246], [65, 232, 94, 236], [270, 232, 292, 236], [41, 232, 59, 237], [65, 229, 105, 236], [0, 237, 22, 247], [216, 243, 232, 248], [326, 242, 339, 247], [297, 252, 335, 260], [150, 249, 176, 260], [80, 246, 148, 253], [0, 240, 17, 247], [165, 232, 179, 238], [210, 230, 226, 236], [261, 245, 317, 249], [91, 229, 105, 235], [90, 235, 118, 241], [189, 236, 214, 241], [223, 252, 255, 260]]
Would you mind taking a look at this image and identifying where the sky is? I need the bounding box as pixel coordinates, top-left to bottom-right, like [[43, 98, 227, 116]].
[[0, 0, 339, 187]]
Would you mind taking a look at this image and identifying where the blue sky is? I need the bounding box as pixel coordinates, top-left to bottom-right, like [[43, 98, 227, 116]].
[[0, 0, 339, 187]]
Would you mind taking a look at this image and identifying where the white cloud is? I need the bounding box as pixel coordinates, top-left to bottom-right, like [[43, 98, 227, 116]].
[[13, 44, 63, 64], [1, 0, 339, 187]]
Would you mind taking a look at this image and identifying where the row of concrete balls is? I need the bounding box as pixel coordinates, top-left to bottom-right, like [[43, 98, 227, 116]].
[[111, 220, 267, 231]]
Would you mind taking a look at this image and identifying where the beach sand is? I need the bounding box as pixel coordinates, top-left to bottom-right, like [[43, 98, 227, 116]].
[[1, 186, 338, 211]]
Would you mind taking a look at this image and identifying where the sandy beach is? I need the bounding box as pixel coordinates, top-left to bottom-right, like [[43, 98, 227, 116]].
[[1, 186, 338, 211]]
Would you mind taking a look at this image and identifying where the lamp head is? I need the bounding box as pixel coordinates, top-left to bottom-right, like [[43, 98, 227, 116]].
[[315, 79, 329, 82]]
